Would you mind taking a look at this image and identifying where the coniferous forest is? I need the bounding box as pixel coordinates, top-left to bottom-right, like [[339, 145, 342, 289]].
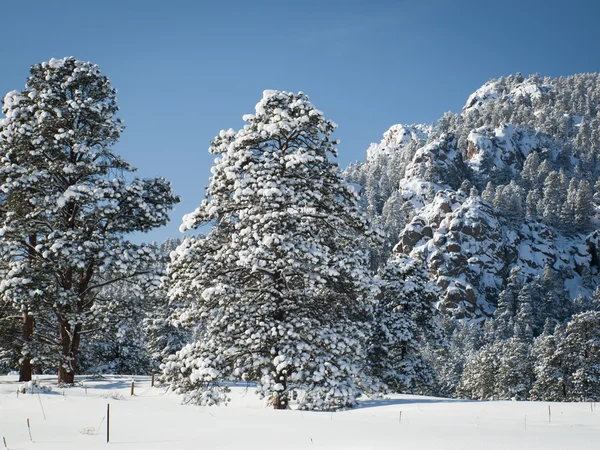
[[3, 58, 600, 409]]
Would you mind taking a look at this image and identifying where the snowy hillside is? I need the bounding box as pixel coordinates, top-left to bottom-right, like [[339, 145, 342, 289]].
[[346, 72, 600, 320], [0, 375, 598, 450]]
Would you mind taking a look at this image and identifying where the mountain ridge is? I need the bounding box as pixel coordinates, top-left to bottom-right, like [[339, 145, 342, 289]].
[[346, 72, 600, 319]]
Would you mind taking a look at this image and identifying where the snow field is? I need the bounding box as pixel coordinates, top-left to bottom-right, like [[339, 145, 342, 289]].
[[0, 375, 599, 449]]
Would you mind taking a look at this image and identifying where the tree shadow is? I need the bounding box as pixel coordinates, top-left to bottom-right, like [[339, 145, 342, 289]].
[[354, 396, 469, 410]]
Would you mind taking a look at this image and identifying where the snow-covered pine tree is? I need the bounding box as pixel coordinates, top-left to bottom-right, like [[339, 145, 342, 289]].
[[494, 267, 523, 338], [456, 341, 502, 400], [143, 294, 190, 371], [496, 336, 533, 400], [0, 300, 21, 373], [80, 279, 153, 375], [431, 320, 483, 397], [529, 312, 600, 402], [0, 57, 179, 383], [530, 323, 569, 401], [530, 320, 567, 401], [79, 238, 188, 375], [574, 179, 594, 232], [561, 311, 600, 401], [142, 238, 190, 370], [162, 90, 381, 410], [368, 253, 442, 394], [542, 171, 564, 228]]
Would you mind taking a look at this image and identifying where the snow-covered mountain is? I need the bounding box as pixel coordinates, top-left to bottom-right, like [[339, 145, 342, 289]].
[[346, 73, 600, 320]]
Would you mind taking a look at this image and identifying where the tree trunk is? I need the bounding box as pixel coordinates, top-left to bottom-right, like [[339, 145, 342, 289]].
[[57, 317, 81, 384], [20, 234, 37, 382], [58, 365, 75, 384], [272, 373, 288, 410], [19, 312, 34, 382]]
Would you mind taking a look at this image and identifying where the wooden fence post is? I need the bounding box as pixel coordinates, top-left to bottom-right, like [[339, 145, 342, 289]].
[[27, 418, 32, 441]]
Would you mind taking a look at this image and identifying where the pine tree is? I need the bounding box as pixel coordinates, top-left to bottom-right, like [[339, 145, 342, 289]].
[[515, 285, 535, 341], [495, 267, 523, 338], [80, 280, 153, 375], [525, 188, 543, 217], [560, 179, 577, 230], [562, 311, 600, 401], [542, 171, 565, 228], [494, 182, 523, 226], [530, 323, 568, 401], [431, 319, 483, 398], [574, 179, 593, 232], [496, 337, 533, 399], [368, 254, 442, 394], [162, 90, 380, 410], [0, 301, 21, 373], [482, 181, 495, 203], [575, 118, 591, 150], [0, 57, 179, 383], [456, 341, 501, 400], [143, 239, 190, 369], [521, 152, 541, 190]]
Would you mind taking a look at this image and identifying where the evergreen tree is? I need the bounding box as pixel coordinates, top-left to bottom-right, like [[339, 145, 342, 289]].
[[496, 337, 533, 399], [143, 239, 190, 369], [542, 171, 564, 228], [0, 301, 21, 373], [520, 152, 541, 190], [495, 267, 523, 338], [80, 280, 153, 375], [456, 341, 502, 400], [431, 320, 483, 397], [525, 189, 543, 217], [515, 285, 536, 341], [380, 192, 413, 258], [368, 254, 442, 394], [162, 90, 380, 410], [0, 57, 179, 382], [562, 311, 600, 401], [482, 181, 495, 203], [493, 182, 523, 226], [560, 179, 577, 230], [574, 179, 594, 232], [530, 323, 568, 401]]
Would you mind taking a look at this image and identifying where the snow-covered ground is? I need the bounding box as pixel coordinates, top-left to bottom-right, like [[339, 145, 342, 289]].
[[0, 375, 598, 449]]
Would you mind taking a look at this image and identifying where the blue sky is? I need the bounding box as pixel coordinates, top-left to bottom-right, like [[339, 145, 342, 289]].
[[1, 0, 599, 243]]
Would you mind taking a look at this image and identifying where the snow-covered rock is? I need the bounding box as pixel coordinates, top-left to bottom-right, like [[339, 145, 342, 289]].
[[404, 135, 467, 189], [463, 77, 552, 112], [348, 72, 600, 320], [396, 195, 506, 318], [366, 124, 431, 162], [466, 124, 539, 176]]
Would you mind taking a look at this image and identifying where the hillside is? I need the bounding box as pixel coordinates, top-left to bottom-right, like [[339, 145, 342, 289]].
[[346, 73, 600, 320]]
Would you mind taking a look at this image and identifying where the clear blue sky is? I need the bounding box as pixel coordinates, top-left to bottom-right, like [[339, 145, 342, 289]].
[[1, 0, 599, 243]]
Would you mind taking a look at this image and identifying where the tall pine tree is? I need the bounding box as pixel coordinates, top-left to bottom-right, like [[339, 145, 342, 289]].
[[0, 57, 179, 382], [368, 254, 442, 394], [162, 90, 381, 410]]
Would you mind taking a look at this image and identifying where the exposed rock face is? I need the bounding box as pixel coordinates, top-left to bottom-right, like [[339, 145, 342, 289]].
[[463, 78, 552, 112], [366, 124, 431, 162], [466, 124, 540, 180], [394, 194, 594, 318], [404, 135, 468, 189], [396, 195, 507, 318]]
